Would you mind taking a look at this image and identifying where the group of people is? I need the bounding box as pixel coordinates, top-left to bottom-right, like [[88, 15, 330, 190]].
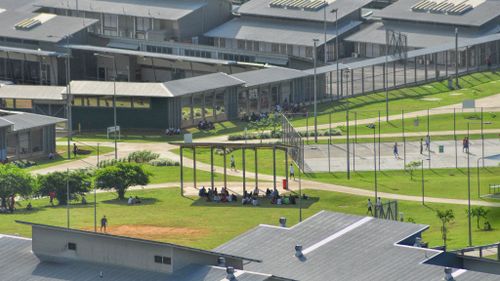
[[198, 119, 215, 130], [127, 196, 142, 205], [366, 197, 383, 216], [242, 112, 270, 122], [165, 128, 181, 135], [419, 135, 431, 155], [0, 195, 16, 213], [199, 186, 237, 203]]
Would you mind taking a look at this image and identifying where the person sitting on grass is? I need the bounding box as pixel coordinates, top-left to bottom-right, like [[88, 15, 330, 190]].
[[128, 196, 134, 205], [253, 187, 259, 197], [134, 196, 141, 204], [302, 193, 308, 200], [199, 186, 207, 197], [213, 193, 221, 203], [230, 194, 237, 202], [265, 188, 272, 198], [252, 196, 259, 206], [221, 193, 228, 203], [26, 202, 33, 211], [290, 195, 296, 205], [81, 196, 87, 205]]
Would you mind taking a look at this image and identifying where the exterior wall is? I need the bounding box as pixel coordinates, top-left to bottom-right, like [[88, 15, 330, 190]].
[[172, 248, 243, 271], [178, 0, 232, 42], [71, 97, 175, 130], [32, 227, 174, 274], [5, 125, 55, 160]]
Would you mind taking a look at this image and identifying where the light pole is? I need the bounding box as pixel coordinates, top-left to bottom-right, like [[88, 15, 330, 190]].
[[94, 53, 118, 160], [466, 122, 472, 247], [313, 39, 319, 143], [323, 1, 327, 64], [385, 39, 389, 122], [476, 156, 484, 198], [331, 8, 339, 99], [372, 124, 377, 200], [455, 28, 459, 89]]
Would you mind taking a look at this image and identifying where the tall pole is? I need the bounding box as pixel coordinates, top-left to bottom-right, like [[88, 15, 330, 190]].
[[481, 107, 484, 167], [323, 2, 327, 64], [455, 28, 459, 88], [421, 159, 425, 205], [334, 9, 339, 99], [96, 143, 100, 166], [467, 122, 472, 247], [477, 157, 482, 198], [66, 168, 70, 229], [353, 111, 357, 171], [112, 57, 118, 160], [313, 39, 319, 143], [65, 35, 72, 160], [402, 109, 406, 169], [373, 126, 377, 200], [385, 36, 389, 122], [378, 111, 381, 171], [328, 113, 332, 173], [346, 98, 350, 179], [94, 182, 97, 232], [454, 108, 457, 169]]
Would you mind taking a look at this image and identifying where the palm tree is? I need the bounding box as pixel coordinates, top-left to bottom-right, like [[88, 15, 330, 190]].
[[436, 209, 455, 249], [469, 207, 490, 229]]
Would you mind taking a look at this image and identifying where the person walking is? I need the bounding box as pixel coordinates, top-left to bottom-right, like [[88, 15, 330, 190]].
[[419, 138, 424, 155], [464, 137, 470, 154], [73, 143, 78, 158], [462, 137, 467, 153], [393, 142, 399, 159], [367, 198, 373, 216], [425, 135, 431, 151], [375, 197, 382, 217], [100, 215, 108, 233], [230, 155, 236, 171], [289, 164, 295, 181]]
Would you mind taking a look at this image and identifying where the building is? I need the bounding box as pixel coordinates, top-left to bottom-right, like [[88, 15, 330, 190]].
[[0, 110, 64, 161], [205, 0, 373, 62], [346, 0, 500, 64], [2, 211, 499, 280]]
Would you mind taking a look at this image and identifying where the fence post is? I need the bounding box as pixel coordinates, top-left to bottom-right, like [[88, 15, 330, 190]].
[[481, 107, 484, 167], [353, 111, 357, 172], [454, 108, 458, 169], [427, 108, 431, 169], [378, 111, 381, 171], [346, 106, 350, 179], [402, 109, 406, 170], [328, 113, 332, 173], [306, 112, 309, 144]]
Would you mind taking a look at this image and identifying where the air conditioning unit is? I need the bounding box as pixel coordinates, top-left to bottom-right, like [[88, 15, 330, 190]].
[[352, 52, 359, 58]]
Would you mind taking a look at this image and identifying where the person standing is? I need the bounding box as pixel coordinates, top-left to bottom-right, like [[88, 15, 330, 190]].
[[419, 138, 424, 155], [425, 135, 431, 151], [230, 155, 236, 171], [367, 198, 373, 216], [462, 137, 467, 153], [289, 164, 295, 181], [73, 143, 78, 158], [393, 142, 399, 159], [100, 215, 108, 233], [465, 137, 470, 154]]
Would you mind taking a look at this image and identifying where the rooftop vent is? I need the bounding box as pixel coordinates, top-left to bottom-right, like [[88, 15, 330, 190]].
[[226, 267, 236, 280], [295, 244, 303, 257], [279, 217, 287, 227], [269, 0, 328, 11], [14, 13, 56, 31], [444, 267, 455, 281], [410, 0, 483, 15], [218, 257, 226, 267]]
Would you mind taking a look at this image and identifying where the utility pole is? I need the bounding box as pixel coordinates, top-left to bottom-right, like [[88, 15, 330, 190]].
[[313, 39, 319, 143]]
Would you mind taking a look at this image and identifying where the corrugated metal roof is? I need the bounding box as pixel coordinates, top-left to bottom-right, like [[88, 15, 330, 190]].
[[69, 81, 171, 97], [0, 45, 64, 57], [0, 118, 13, 128], [205, 17, 361, 46], [215, 211, 500, 281], [1, 112, 65, 131], [162, 72, 245, 96], [0, 10, 97, 43], [0, 235, 270, 281], [67, 44, 237, 65], [237, 0, 372, 23], [374, 0, 500, 27], [35, 0, 206, 20], [232, 67, 309, 87], [0, 85, 65, 100]]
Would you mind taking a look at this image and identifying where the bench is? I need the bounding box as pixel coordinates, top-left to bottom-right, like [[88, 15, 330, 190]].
[[489, 184, 500, 195]]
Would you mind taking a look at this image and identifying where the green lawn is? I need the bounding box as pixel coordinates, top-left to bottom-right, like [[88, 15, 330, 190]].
[[26, 145, 115, 171], [2, 187, 498, 251], [290, 71, 500, 127], [143, 165, 247, 184], [304, 167, 500, 201], [314, 134, 500, 144], [172, 147, 290, 177]]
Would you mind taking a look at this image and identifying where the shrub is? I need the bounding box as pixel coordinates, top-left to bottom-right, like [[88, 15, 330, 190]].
[[127, 150, 160, 163], [149, 158, 179, 166]]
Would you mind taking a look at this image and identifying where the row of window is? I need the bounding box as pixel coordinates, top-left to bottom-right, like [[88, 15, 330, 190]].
[[0, 99, 33, 109], [67, 242, 171, 266], [72, 96, 151, 109], [146, 45, 173, 54], [184, 49, 212, 58]]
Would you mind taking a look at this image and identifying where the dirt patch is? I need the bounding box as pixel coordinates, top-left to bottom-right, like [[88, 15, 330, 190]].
[[82, 225, 208, 241], [420, 97, 442, 101]]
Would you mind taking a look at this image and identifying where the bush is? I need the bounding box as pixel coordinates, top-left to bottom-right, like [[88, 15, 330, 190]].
[[127, 150, 159, 163], [227, 131, 282, 141], [149, 158, 179, 166]]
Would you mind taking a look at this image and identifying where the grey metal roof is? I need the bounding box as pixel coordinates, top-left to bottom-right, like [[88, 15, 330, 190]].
[[232, 67, 309, 87], [0, 85, 65, 100], [0, 235, 270, 281], [0, 112, 65, 131], [205, 17, 361, 46], [0, 10, 97, 43], [374, 0, 500, 27], [344, 21, 485, 48], [67, 44, 237, 65], [163, 72, 246, 96], [237, 0, 372, 23], [0, 118, 13, 128], [35, 0, 206, 20], [69, 80, 172, 97], [215, 211, 500, 281], [0, 45, 64, 57]]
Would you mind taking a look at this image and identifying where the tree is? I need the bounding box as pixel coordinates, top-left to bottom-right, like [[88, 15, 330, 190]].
[[0, 164, 35, 211], [249, 117, 272, 143], [37, 169, 93, 205], [468, 207, 490, 229], [436, 209, 455, 248], [94, 163, 150, 200], [405, 160, 422, 180]]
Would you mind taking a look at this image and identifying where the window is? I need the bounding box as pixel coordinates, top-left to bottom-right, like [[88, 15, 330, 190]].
[[279, 44, 287, 54], [154, 255, 171, 265], [68, 242, 77, 251], [116, 97, 132, 108], [15, 99, 32, 109], [72, 97, 83, 106], [271, 43, 279, 53], [133, 97, 150, 109], [218, 38, 226, 48], [84, 97, 99, 107], [136, 17, 151, 32], [237, 40, 245, 50], [305, 47, 313, 58], [287, 45, 294, 56], [103, 14, 118, 36]]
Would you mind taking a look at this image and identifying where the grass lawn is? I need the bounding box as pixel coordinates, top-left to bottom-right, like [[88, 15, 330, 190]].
[[2, 187, 498, 251], [314, 134, 500, 144], [143, 165, 247, 184], [336, 111, 500, 136], [304, 167, 500, 200], [172, 147, 290, 177], [25, 145, 115, 171], [290, 71, 500, 127]]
